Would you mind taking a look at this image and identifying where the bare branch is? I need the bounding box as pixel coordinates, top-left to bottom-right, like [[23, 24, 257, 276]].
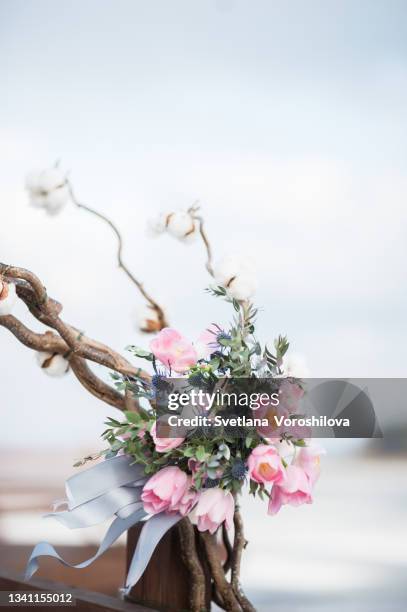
[[222, 522, 233, 575], [0, 315, 66, 353], [189, 206, 214, 277], [69, 356, 126, 410], [231, 502, 255, 612], [200, 531, 241, 612], [67, 182, 168, 329], [1, 262, 151, 382], [0, 315, 126, 410], [177, 518, 207, 612]]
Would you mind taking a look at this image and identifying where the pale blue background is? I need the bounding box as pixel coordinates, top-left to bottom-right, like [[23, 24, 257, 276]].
[[0, 0, 406, 449]]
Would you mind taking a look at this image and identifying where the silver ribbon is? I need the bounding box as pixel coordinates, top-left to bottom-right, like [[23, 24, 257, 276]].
[[25, 455, 182, 591]]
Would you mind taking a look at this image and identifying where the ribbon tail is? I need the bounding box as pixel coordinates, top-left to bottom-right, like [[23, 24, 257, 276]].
[[25, 507, 147, 581], [123, 512, 182, 595]]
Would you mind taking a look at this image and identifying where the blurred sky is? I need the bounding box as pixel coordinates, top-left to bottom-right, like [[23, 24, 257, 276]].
[[1, 0, 407, 449]]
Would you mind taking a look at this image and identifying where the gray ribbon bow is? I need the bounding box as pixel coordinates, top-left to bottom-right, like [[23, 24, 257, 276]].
[[25, 455, 182, 592]]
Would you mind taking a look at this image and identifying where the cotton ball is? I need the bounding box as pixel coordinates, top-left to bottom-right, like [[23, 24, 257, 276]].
[[213, 254, 257, 301], [226, 275, 257, 301], [0, 280, 17, 315], [44, 184, 70, 215], [147, 212, 170, 238], [166, 211, 197, 242], [282, 353, 310, 378], [36, 352, 70, 377], [135, 304, 163, 333], [25, 166, 70, 215]]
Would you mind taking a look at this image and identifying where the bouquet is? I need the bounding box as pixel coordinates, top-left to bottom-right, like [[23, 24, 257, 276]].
[[0, 165, 324, 612]]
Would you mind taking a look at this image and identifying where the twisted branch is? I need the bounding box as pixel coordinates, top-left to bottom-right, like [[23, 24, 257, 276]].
[[67, 182, 168, 329], [0, 264, 152, 411], [200, 531, 241, 612], [177, 518, 207, 612], [231, 502, 255, 612]]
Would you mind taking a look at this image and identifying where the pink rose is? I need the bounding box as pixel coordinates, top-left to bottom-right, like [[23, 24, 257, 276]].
[[247, 444, 284, 485], [268, 464, 312, 515], [150, 422, 184, 453], [150, 328, 197, 373], [191, 488, 234, 534], [141, 466, 194, 515]]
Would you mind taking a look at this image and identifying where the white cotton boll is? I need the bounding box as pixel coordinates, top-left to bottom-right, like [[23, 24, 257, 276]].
[[147, 212, 170, 238], [166, 211, 197, 242], [0, 281, 17, 315], [25, 166, 69, 216], [226, 274, 257, 301], [36, 352, 70, 377], [37, 167, 67, 192], [25, 170, 43, 192], [135, 304, 162, 333], [213, 254, 257, 301], [44, 184, 70, 215], [29, 194, 47, 210], [282, 353, 310, 378], [213, 254, 256, 285], [213, 255, 242, 286]]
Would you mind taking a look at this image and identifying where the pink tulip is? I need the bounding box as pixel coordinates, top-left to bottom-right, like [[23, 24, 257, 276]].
[[194, 324, 219, 360], [172, 482, 199, 515], [247, 444, 284, 485], [268, 464, 312, 515], [150, 422, 185, 453], [150, 328, 198, 373], [294, 445, 324, 486], [192, 488, 235, 534], [141, 466, 190, 515]]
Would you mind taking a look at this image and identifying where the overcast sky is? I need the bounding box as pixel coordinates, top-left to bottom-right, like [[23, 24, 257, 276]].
[[1, 0, 407, 449]]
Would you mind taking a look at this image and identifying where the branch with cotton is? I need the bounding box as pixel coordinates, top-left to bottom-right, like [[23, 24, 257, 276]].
[[0, 262, 151, 410], [25, 164, 167, 332], [148, 209, 198, 242], [148, 203, 214, 276], [36, 351, 70, 377], [25, 166, 70, 216], [13, 162, 319, 611], [212, 254, 257, 302]]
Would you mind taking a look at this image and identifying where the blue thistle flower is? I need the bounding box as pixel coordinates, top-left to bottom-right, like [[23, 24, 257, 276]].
[[205, 478, 220, 488], [231, 459, 247, 481]]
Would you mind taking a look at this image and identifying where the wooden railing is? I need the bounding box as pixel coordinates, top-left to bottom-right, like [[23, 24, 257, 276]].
[[0, 570, 156, 612]]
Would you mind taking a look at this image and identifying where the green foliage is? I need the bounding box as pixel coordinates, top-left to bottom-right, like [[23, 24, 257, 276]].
[[82, 289, 307, 501]]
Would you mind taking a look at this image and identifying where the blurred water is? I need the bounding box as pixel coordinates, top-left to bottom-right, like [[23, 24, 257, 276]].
[[1, 452, 406, 610], [238, 454, 407, 611]]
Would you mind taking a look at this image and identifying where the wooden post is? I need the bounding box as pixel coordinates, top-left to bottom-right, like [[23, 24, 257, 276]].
[[125, 524, 212, 611]]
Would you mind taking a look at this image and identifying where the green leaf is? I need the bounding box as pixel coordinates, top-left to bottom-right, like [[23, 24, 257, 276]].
[[196, 445, 208, 462], [125, 411, 143, 425], [126, 345, 154, 361]]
